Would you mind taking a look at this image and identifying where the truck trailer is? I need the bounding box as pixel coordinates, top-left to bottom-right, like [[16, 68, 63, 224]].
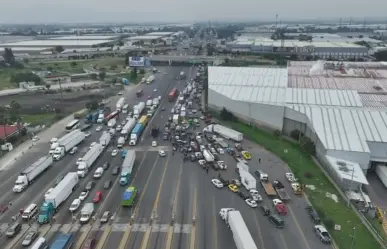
[[120, 150, 136, 185], [99, 131, 111, 147], [77, 144, 103, 177], [116, 97, 125, 111], [122, 186, 137, 207], [38, 172, 79, 224], [49, 129, 82, 154], [50, 233, 73, 249], [121, 118, 136, 137], [219, 208, 257, 249], [239, 171, 257, 190], [133, 102, 145, 119], [203, 149, 215, 163], [107, 118, 117, 128], [52, 131, 85, 161], [13, 155, 53, 192], [273, 180, 291, 201], [204, 124, 243, 142]]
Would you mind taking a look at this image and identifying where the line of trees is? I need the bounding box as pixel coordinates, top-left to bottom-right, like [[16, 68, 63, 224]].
[[0, 100, 24, 143]]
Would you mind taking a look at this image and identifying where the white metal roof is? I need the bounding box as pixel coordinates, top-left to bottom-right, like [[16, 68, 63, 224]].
[[128, 35, 161, 40], [325, 156, 368, 185], [208, 66, 288, 88], [145, 32, 174, 36], [0, 46, 50, 51], [50, 35, 117, 40], [286, 88, 363, 107], [1, 40, 111, 47], [289, 105, 387, 153]]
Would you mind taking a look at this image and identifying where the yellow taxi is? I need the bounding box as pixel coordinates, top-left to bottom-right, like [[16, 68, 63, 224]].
[[241, 151, 252, 160], [228, 184, 239, 193]]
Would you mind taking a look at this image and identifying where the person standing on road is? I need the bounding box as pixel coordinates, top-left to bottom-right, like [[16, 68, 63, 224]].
[[259, 158, 261, 163]]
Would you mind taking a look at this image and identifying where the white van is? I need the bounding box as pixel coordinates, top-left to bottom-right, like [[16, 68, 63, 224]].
[[30, 237, 49, 249], [22, 203, 38, 220], [93, 167, 104, 179], [69, 199, 81, 212]]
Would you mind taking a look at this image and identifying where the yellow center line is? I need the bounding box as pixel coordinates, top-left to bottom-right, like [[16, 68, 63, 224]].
[[139, 154, 172, 249], [212, 198, 218, 249]]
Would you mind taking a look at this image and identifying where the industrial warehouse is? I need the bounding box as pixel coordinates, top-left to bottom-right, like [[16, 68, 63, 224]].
[[208, 61, 387, 191], [226, 37, 369, 59]]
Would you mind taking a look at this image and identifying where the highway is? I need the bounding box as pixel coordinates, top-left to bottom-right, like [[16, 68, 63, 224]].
[[0, 64, 331, 249]]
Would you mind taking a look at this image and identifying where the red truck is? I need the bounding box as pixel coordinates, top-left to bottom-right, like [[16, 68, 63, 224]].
[[168, 88, 178, 102]]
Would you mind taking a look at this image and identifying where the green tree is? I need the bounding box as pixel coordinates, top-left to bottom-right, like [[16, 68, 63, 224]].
[[9, 101, 22, 137], [55, 46, 64, 53], [70, 61, 77, 67], [130, 70, 137, 80], [139, 69, 145, 74], [0, 106, 8, 143], [45, 84, 51, 90], [3, 48, 15, 65], [85, 100, 99, 110], [91, 73, 98, 80], [98, 72, 106, 81]]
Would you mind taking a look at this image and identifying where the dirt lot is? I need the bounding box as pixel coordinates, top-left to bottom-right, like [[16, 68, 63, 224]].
[[0, 86, 121, 114]]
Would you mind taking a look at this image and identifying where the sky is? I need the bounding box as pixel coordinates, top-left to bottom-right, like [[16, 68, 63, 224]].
[[1, 0, 386, 23]]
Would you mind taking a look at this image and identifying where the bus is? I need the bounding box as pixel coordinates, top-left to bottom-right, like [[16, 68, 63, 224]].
[[122, 104, 129, 114], [65, 119, 80, 132], [168, 88, 179, 102], [106, 111, 119, 121]]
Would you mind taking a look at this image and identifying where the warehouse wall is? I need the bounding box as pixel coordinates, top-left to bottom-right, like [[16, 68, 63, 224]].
[[326, 150, 370, 172], [208, 89, 284, 129], [367, 141, 387, 162]]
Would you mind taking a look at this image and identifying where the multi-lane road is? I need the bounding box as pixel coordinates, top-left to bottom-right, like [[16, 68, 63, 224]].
[[0, 65, 331, 249]]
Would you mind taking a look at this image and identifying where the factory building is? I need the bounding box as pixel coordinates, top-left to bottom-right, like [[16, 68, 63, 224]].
[[208, 62, 387, 190], [226, 37, 368, 59]]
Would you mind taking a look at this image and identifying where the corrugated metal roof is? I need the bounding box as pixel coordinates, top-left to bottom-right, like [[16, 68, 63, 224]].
[[286, 88, 363, 107], [208, 66, 288, 88], [209, 85, 285, 104], [289, 105, 387, 152]]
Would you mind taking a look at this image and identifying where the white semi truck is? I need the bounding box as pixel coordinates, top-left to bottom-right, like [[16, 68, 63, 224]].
[[99, 131, 111, 147], [116, 97, 125, 111], [52, 131, 85, 161], [121, 118, 136, 137], [239, 170, 257, 190], [49, 129, 82, 154], [13, 155, 53, 193], [77, 144, 103, 177], [219, 208, 258, 249], [133, 102, 145, 119], [204, 124, 243, 142]]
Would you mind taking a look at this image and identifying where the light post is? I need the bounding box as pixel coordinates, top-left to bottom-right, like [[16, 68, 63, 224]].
[[347, 166, 355, 207]]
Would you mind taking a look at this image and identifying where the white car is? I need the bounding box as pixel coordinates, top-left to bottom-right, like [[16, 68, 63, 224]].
[[116, 125, 122, 131], [111, 149, 118, 157], [285, 173, 296, 182], [96, 126, 102, 132], [273, 198, 283, 206], [69, 199, 81, 212], [32, 136, 39, 142], [245, 198, 258, 208], [158, 150, 166, 157], [152, 141, 157, 147], [45, 188, 54, 199], [154, 89, 157, 92], [50, 138, 58, 144], [118, 91, 123, 95], [249, 189, 262, 201], [79, 191, 89, 201], [217, 161, 227, 170], [217, 148, 224, 154], [211, 179, 224, 188], [158, 96, 162, 100], [198, 159, 206, 166], [85, 131, 91, 137], [69, 147, 78, 155]]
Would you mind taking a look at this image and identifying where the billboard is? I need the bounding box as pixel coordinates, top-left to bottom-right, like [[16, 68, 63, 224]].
[[129, 57, 145, 67]]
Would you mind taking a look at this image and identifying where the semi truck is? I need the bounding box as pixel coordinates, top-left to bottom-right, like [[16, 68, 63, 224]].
[[219, 208, 257, 249], [13, 155, 53, 192], [52, 131, 85, 161], [133, 102, 145, 119], [107, 118, 117, 128], [99, 131, 111, 147], [146, 75, 155, 84], [129, 123, 144, 146], [38, 173, 79, 224], [273, 180, 291, 201], [239, 170, 257, 190], [203, 149, 215, 163], [79, 203, 94, 224], [116, 97, 125, 111], [121, 118, 136, 137], [49, 129, 82, 154], [77, 144, 103, 177], [120, 150, 136, 185], [122, 186, 137, 207], [204, 124, 243, 142], [50, 233, 74, 249]]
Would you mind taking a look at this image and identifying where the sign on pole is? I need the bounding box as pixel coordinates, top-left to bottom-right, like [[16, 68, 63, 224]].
[[129, 57, 145, 67]]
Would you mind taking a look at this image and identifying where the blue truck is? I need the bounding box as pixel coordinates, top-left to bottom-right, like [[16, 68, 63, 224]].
[[85, 109, 104, 123], [50, 233, 73, 249], [129, 123, 144, 146]]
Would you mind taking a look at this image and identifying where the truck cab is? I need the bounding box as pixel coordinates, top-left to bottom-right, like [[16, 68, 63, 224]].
[[38, 202, 55, 224], [120, 171, 131, 185], [13, 176, 28, 192], [117, 137, 125, 148], [52, 147, 65, 161], [77, 163, 88, 178]]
